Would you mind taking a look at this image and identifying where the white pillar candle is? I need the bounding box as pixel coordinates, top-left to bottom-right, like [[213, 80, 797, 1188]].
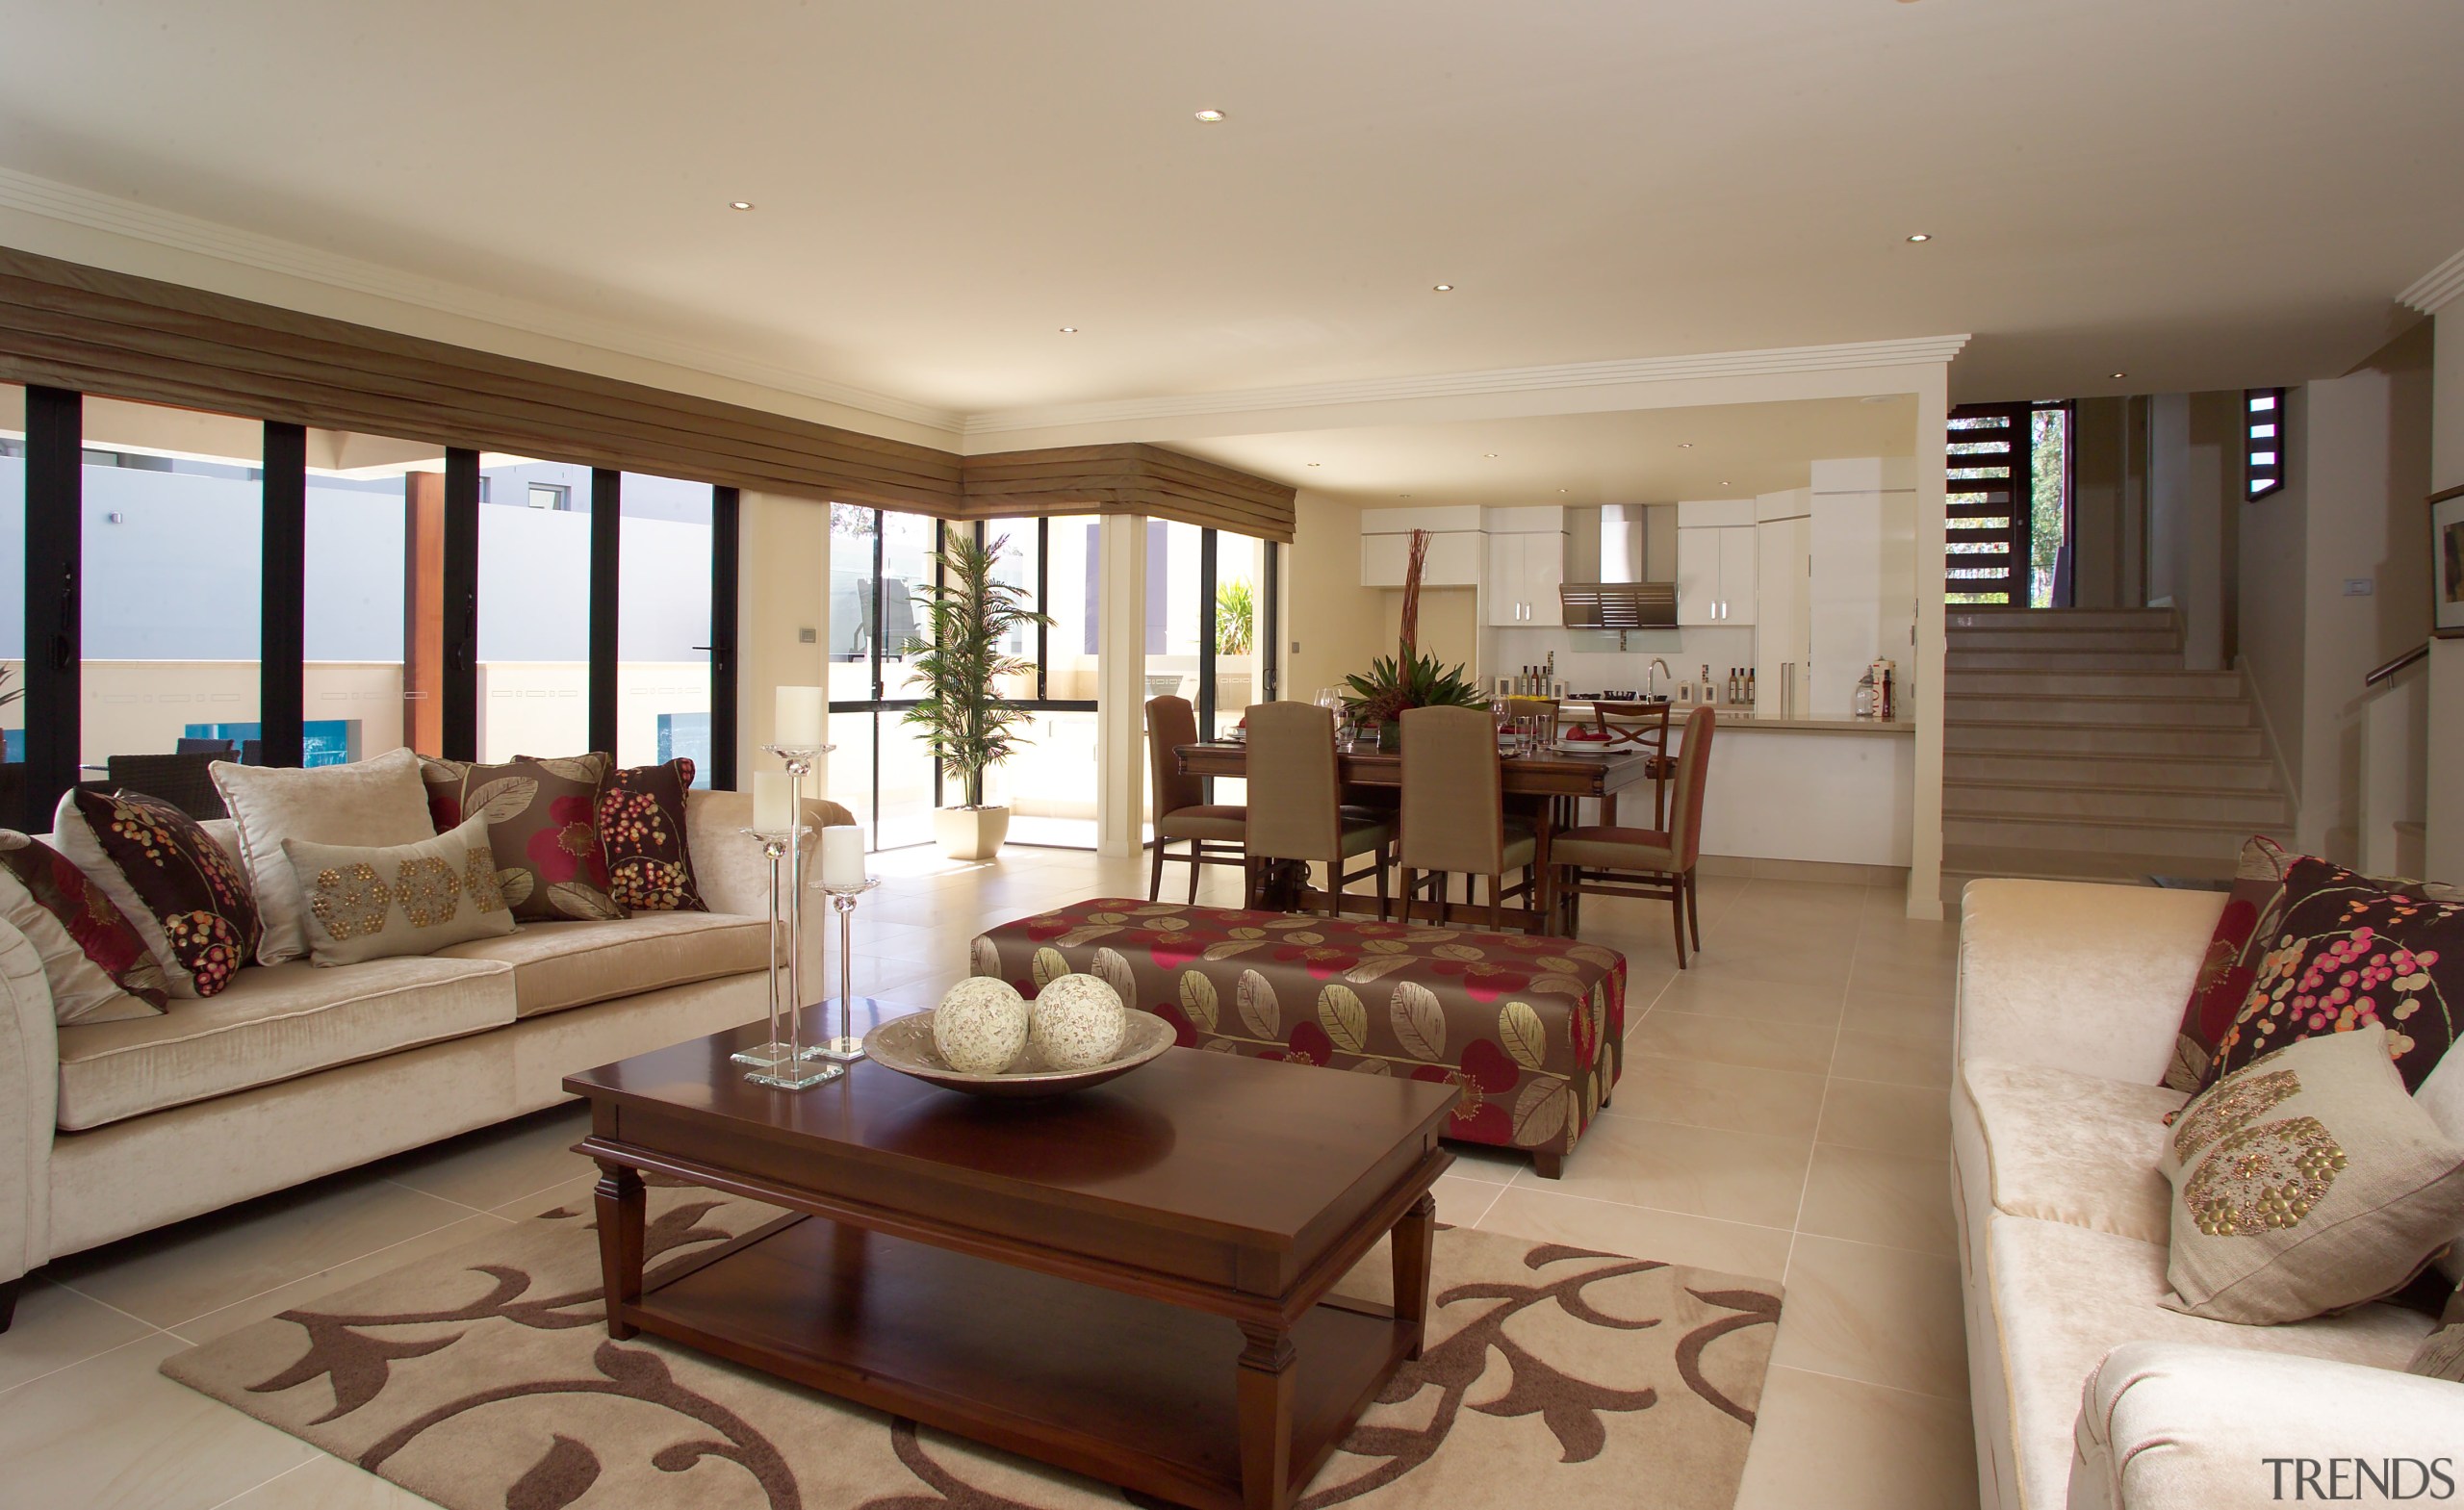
[[752, 771, 796, 835], [821, 824, 868, 889], [774, 685, 826, 749]]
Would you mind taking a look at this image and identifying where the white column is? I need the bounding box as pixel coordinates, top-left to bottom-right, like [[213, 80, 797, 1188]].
[[1095, 514, 1147, 857], [734, 491, 832, 793]]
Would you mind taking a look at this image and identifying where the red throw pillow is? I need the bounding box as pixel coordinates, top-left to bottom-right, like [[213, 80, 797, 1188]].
[[0, 831, 169, 1021], [2166, 836, 2293, 1091], [600, 758, 707, 913], [66, 788, 262, 998], [2206, 856, 2464, 1093], [427, 754, 622, 921]]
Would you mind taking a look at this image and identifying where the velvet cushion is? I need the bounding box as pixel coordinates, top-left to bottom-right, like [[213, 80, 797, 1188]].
[[0, 830, 169, 1023], [211, 747, 443, 966], [282, 814, 518, 967], [2166, 835, 2293, 1091], [420, 754, 622, 922], [2204, 857, 2464, 1092], [2157, 1025, 2464, 1323], [434, 911, 770, 1018], [57, 788, 263, 999], [599, 757, 707, 913]]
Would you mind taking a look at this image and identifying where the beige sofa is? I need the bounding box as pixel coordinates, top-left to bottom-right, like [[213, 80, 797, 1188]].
[[1954, 879, 2463, 1510], [0, 788, 848, 1324]]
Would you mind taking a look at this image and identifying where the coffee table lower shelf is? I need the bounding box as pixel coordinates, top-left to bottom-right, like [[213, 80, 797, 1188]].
[[619, 1212, 1415, 1510]]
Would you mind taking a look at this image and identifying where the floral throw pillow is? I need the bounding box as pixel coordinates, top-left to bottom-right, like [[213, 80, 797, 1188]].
[[2205, 857, 2464, 1093], [600, 758, 706, 913], [63, 788, 262, 998], [429, 754, 623, 922], [0, 830, 169, 1023], [2166, 836, 2295, 1091]]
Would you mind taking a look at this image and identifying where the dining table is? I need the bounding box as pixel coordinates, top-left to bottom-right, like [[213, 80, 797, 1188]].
[[1173, 740, 1663, 930]]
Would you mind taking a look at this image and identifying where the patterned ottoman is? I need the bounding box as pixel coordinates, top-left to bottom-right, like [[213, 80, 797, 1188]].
[[971, 899, 1629, 1178]]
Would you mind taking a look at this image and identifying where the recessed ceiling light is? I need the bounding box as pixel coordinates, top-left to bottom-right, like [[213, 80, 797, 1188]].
[[1482, 452, 1499, 458], [2110, 371, 2126, 378], [1679, 443, 1693, 449], [1558, 488, 1569, 494], [1431, 283, 1454, 293], [1059, 326, 1078, 333], [728, 200, 755, 211], [1905, 233, 1932, 243], [1194, 109, 1226, 123], [1306, 462, 1321, 467]]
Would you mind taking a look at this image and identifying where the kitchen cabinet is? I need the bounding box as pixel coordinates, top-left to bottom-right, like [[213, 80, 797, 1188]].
[[1484, 521, 1566, 626], [1361, 529, 1482, 587], [1755, 513, 1812, 711], [1677, 525, 1757, 625]]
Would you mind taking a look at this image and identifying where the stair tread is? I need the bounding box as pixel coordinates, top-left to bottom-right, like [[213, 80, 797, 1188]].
[[1948, 810, 2279, 835], [1944, 778, 2286, 799], [1941, 845, 2241, 884]]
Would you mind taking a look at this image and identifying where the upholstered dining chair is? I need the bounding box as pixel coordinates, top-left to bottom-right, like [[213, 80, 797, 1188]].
[[1143, 695, 1246, 903], [1398, 704, 1538, 929], [1242, 702, 1392, 919], [1550, 704, 1716, 965]]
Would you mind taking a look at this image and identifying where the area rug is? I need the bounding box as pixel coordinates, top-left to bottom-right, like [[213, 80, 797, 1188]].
[[162, 1178, 1784, 1509]]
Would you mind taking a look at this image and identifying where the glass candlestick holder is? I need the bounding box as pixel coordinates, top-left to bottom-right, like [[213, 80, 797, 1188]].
[[733, 823, 840, 1088], [812, 877, 883, 1062]]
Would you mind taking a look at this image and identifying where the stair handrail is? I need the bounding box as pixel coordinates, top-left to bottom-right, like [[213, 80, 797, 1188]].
[[2364, 642, 2428, 690]]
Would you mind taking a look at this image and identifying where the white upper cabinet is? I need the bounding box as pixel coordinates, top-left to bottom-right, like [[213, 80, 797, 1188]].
[[1677, 525, 1756, 625], [1485, 528, 1567, 626]]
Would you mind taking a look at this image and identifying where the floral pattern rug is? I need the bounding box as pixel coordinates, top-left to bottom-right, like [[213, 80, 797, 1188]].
[[161, 1178, 1783, 1510]]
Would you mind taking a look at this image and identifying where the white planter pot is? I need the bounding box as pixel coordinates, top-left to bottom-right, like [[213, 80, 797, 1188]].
[[935, 805, 1012, 861]]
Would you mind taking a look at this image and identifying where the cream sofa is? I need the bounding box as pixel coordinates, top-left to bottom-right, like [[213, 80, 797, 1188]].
[[0, 788, 848, 1326], [1955, 878, 2464, 1510]]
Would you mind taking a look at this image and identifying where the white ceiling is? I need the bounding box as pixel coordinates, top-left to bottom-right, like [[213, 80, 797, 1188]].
[[0, 0, 2456, 435], [1181, 397, 1916, 506]]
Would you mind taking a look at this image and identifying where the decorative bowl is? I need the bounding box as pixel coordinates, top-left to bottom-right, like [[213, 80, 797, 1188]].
[[864, 1008, 1176, 1098]]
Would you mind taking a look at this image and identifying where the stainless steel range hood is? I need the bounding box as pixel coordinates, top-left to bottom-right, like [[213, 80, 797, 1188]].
[[1558, 503, 1678, 627], [1559, 580, 1678, 629]]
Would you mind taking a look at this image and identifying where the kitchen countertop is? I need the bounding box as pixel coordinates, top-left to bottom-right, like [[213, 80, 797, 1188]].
[[1556, 701, 1914, 735]]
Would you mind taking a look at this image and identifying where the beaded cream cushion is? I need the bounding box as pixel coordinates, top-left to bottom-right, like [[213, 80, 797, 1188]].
[[280, 814, 516, 967], [2157, 1024, 2464, 1323]]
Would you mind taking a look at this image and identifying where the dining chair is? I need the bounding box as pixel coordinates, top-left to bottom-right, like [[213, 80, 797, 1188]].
[[1588, 700, 1677, 829], [1143, 695, 1247, 903], [1242, 702, 1392, 919], [1549, 705, 1716, 965], [103, 752, 230, 821], [1398, 704, 1538, 930]]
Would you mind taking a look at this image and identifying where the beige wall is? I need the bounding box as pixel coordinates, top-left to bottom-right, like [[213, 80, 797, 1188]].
[[2238, 384, 2313, 800], [1281, 490, 1386, 704], [1380, 588, 1479, 685], [2427, 303, 2464, 882], [2068, 397, 2148, 609], [733, 491, 833, 793]]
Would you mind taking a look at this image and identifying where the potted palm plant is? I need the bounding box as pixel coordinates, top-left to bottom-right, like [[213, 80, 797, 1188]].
[[1214, 576, 1256, 714], [903, 533, 1054, 860]]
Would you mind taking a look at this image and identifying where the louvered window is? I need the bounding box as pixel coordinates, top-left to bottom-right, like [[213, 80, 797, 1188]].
[[2246, 389, 2286, 499]]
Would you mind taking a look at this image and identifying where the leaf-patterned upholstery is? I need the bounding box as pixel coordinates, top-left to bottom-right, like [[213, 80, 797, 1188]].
[[972, 899, 1627, 1175]]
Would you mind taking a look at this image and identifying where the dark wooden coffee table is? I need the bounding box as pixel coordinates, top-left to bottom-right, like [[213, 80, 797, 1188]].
[[564, 1021, 1458, 1510]]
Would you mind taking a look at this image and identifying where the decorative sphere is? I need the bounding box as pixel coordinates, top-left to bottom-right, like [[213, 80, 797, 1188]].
[[934, 978, 1029, 1074], [1030, 974, 1127, 1070]]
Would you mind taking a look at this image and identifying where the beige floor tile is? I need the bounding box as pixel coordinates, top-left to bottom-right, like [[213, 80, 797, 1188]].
[[1774, 1236, 1968, 1398], [1734, 1366, 1982, 1510], [1433, 1172, 1506, 1227], [1834, 1028, 1954, 1089], [1818, 1079, 1953, 1160], [1629, 1009, 1836, 1077], [0, 1333, 319, 1509], [0, 1276, 161, 1396], [491, 1172, 598, 1222], [372, 1102, 594, 1213], [1476, 1186, 1793, 1282], [1646, 971, 1850, 1027], [1670, 946, 1855, 991], [169, 1215, 515, 1346], [1521, 1113, 1813, 1229], [46, 1173, 475, 1331], [1735, 879, 1873, 920], [1605, 1057, 1829, 1141], [1443, 1142, 1532, 1186], [1796, 1145, 1958, 1257], [216, 1454, 441, 1508], [1842, 986, 1957, 1041]]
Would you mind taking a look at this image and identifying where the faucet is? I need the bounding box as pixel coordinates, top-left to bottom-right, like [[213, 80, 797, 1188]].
[[1646, 658, 1672, 699]]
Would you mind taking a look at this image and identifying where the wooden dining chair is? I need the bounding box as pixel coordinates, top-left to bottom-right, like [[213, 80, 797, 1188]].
[[1144, 695, 1246, 903], [1549, 705, 1716, 965], [1589, 700, 1677, 829], [1398, 704, 1538, 929], [1243, 702, 1392, 919]]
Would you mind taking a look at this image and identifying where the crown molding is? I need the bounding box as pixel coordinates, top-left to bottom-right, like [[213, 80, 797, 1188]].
[[2399, 246, 2464, 316], [0, 165, 966, 436], [961, 335, 1971, 440]]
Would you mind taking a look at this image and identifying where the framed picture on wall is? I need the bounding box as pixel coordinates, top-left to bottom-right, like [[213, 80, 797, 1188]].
[[2438, 484, 2464, 639]]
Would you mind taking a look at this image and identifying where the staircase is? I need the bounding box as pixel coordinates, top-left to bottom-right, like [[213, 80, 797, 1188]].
[[1940, 606, 2293, 906]]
